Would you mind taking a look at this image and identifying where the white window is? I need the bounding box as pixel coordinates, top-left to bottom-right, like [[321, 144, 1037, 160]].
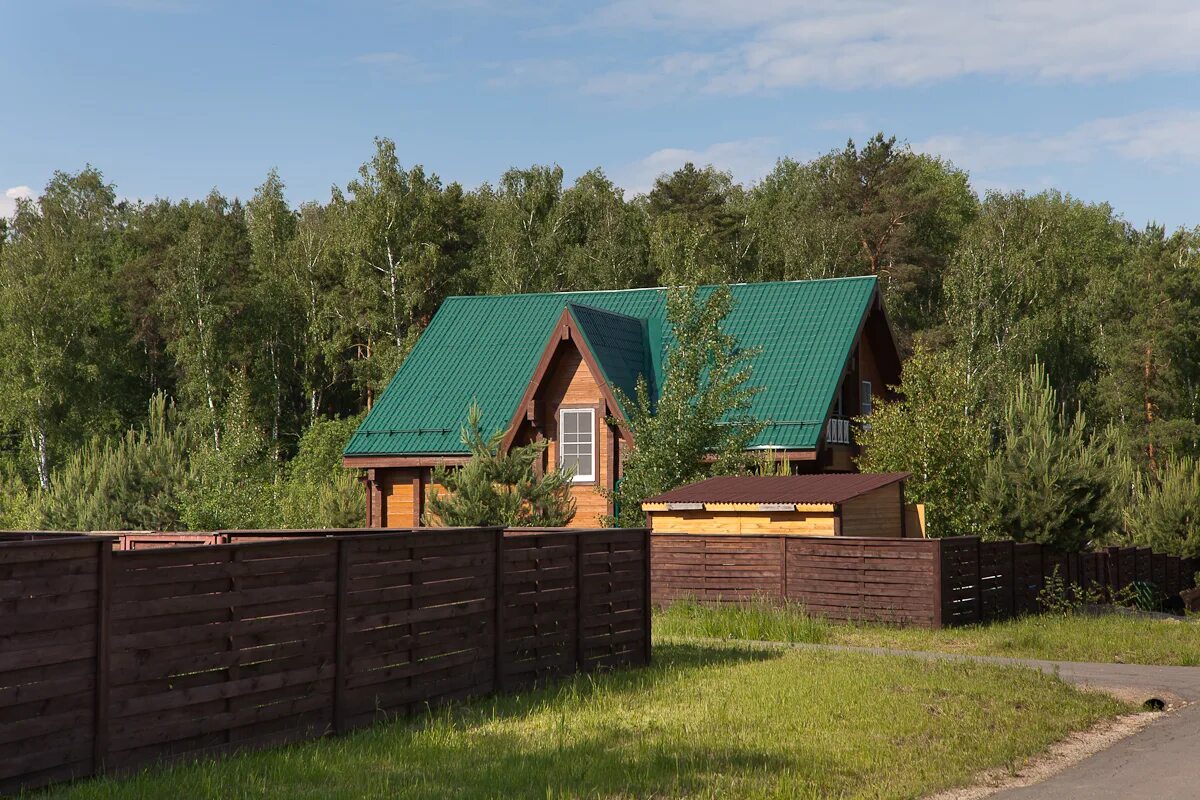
[[861, 380, 873, 416], [559, 408, 595, 483]]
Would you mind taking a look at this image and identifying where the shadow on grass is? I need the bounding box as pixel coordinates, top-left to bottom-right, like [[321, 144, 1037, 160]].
[[39, 642, 796, 800]]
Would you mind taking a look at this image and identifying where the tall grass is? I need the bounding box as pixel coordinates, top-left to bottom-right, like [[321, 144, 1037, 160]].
[[655, 598, 831, 644], [655, 600, 1200, 666]]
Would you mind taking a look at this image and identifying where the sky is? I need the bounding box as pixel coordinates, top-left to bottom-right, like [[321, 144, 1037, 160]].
[[4, 1, 1200, 228]]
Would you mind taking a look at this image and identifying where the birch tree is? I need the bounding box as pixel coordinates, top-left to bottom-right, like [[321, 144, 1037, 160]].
[[344, 138, 470, 404], [0, 168, 124, 488]]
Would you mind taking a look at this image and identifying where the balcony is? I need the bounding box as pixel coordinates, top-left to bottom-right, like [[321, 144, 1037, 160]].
[[826, 416, 851, 445]]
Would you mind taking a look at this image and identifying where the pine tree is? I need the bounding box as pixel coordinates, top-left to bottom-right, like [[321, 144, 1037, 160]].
[[279, 415, 365, 529], [41, 393, 191, 531], [424, 402, 576, 527], [1125, 456, 1200, 559], [982, 363, 1117, 551], [606, 283, 763, 527]]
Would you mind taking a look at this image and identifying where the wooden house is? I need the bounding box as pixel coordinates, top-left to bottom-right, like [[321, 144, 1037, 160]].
[[641, 473, 921, 537], [344, 276, 901, 528]]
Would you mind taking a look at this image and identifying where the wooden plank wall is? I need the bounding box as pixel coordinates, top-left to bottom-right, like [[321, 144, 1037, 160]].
[[652, 532, 1199, 631], [651, 534, 939, 627], [0, 537, 106, 794], [936, 538, 1198, 626], [499, 529, 650, 688], [0, 527, 651, 795]]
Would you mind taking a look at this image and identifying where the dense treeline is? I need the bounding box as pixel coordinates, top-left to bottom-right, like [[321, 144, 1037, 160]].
[[1, 134, 1198, 552]]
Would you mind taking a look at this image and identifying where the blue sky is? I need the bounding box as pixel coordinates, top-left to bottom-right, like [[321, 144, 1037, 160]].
[[4, 1, 1200, 228]]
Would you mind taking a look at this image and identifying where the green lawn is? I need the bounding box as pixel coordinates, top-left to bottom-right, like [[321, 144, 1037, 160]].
[[36, 642, 1125, 800], [655, 600, 1200, 666]]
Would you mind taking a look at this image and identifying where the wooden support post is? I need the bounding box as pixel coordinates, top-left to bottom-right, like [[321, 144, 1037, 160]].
[[332, 538, 349, 734], [931, 539, 944, 629], [575, 533, 586, 672], [93, 540, 112, 773], [642, 528, 652, 664], [1007, 540, 1017, 621], [493, 530, 506, 693], [779, 536, 788, 602], [974, 537, 983, 624]]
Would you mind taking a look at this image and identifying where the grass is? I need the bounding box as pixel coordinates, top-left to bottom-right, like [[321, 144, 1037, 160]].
[[655, 600, 1200, 666], [35, 641, 1126, 800]]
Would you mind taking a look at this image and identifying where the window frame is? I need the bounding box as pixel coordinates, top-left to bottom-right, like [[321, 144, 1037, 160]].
[[860, 380, 873, 416], [557, 406, 597, 484]]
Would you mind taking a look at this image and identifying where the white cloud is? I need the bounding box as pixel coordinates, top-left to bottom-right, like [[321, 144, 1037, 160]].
[[913, 109, 1200, 174], [613, 137, 780, 196], [1, 186, 33, 218], [576, 1, 1200, 94]]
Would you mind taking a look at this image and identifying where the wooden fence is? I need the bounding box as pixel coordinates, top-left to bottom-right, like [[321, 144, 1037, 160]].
[[0, 527, 650, 794], [652, 533, 1197, 629]]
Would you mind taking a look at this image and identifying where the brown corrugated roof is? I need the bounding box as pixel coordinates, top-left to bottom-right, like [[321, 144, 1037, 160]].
[[643, 473, 910, 506]]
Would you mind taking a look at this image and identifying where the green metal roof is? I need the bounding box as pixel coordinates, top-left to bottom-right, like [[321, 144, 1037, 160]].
[[566, 302, 652, 419], [346, 276, 880, 456]]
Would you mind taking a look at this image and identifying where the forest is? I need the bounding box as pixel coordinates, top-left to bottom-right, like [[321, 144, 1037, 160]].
[[1, 134, 1198, 556]]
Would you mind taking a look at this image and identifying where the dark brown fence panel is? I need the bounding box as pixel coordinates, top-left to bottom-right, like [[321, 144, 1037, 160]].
[[106, 539, 338, 772], [0, 538, 105, 794], [500, 531, 579, 688], [650, 534, 782, 603], [939, 538, 981, 626], [787, 537, 939, 627], [578, 529, 650, 670], [340, 530, 496, 730], [0, 524, 645, 794], [978, 540, 1015, 621]]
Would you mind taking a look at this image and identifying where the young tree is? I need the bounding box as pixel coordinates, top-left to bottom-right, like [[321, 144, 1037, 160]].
[[856, 346, 992, 538], [41, 393, 191, 531], [1124, 455, 1200, 559], [179, 376, 279, 530], [982, 363, 1117, 551], [607, 283, 763, 527], [424, 402, 576, 527], [278, 414, 365, 529]]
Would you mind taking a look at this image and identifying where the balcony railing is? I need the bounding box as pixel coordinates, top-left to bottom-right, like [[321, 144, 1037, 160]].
[[826, 416, 851, 445]]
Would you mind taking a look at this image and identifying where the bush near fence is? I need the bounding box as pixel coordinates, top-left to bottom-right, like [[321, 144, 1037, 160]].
[[0, 527, 651, 795], [651, 533, 1198, 628]]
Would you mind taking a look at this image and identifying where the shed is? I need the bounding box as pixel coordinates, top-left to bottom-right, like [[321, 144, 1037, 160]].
[[641, 473, 922, 538]]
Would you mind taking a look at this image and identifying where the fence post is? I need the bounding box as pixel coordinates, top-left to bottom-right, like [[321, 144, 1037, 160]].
[[1006, 540, 1017, 621], [332, 538, 348, 734], [93, 539, 112, 774], [779, 536, 788, 602], [575, 532, 585, 673], [643, 528, 652, 665], [493, 529, 505, 693], [973, 537, 983, 623], [931, 538, 944, 629]]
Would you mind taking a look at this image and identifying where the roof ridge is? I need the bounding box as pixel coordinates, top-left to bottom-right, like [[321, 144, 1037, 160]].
[[565, 301, 644, 324], [441, 275, 878, 302]]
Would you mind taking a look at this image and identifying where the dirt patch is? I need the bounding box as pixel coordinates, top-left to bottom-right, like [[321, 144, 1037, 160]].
[[926, 711, 1162, 800]]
